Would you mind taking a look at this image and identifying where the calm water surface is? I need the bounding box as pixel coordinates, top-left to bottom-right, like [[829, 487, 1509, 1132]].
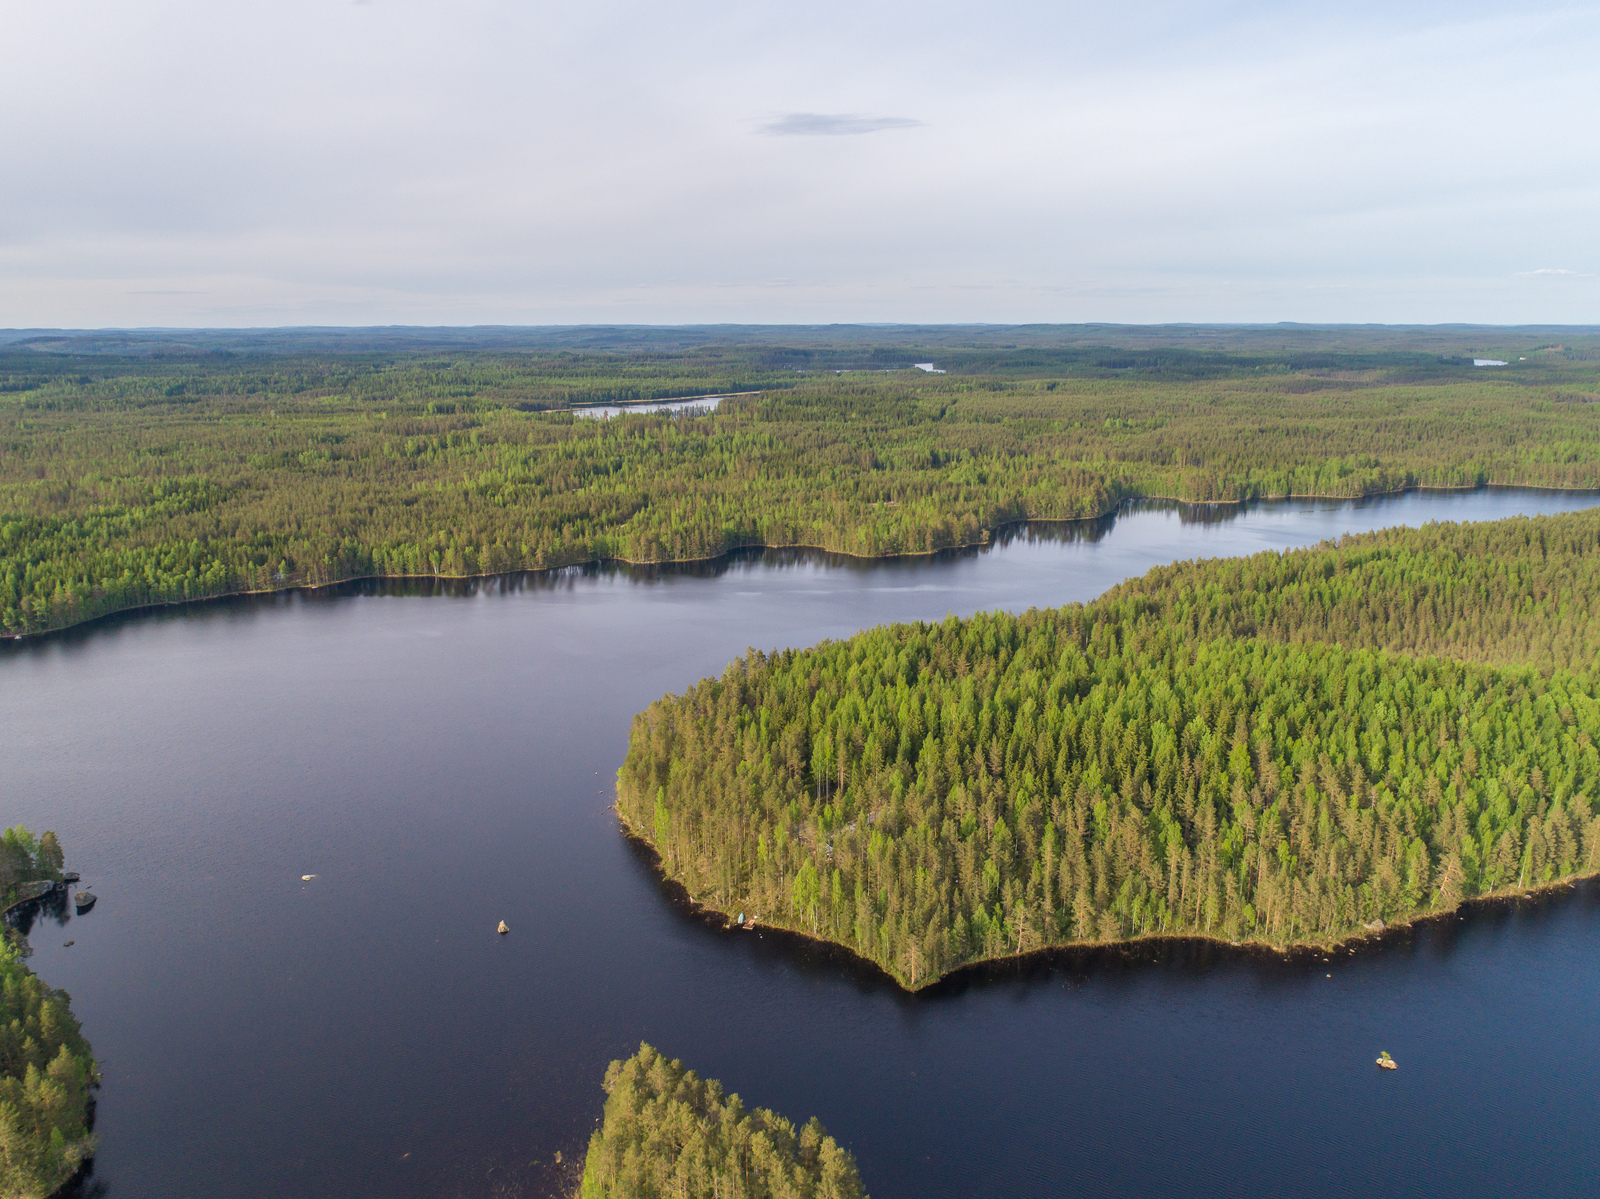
[[573, 395, 727, 418], [6, 489, 1600, 1199]]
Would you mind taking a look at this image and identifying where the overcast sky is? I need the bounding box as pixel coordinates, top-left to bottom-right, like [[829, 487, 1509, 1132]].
[[2, 0, 1597, 327]]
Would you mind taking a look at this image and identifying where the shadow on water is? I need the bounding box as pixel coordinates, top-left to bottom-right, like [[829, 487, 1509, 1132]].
[[49, 1106, 105, 1199], [617, 821, 908, 999], [620, 792, 1600, 1009], [56, 1176, 107, 1199], [4, 886, 80, 938], [2, 516, 1122, 657], [5, 512, 1128, 657], [941, 875, 1600, 998]]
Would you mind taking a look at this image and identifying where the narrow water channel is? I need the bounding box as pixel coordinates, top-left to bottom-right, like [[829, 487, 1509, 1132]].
[[5, 488, 1600, 1199]]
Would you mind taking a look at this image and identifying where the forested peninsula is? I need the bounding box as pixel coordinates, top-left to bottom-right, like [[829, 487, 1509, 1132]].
[[580, 1043, 866, 1199], [4, 329, 1600, 636], [0, 827, 98, 1198], [617, 509, 1600, 988]]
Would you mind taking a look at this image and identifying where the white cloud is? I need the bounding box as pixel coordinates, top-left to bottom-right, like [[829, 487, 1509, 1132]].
[[1, 1, 1598, 325]]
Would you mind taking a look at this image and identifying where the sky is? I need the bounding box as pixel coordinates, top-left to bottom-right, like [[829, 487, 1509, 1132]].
[[2, 0, 1597, 327]]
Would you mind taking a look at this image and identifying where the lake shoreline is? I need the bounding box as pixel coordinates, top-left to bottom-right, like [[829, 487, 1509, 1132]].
[[21, 475, 1600, 1199], [8, 481, 1599, 643], [567, 389, 760, 413], [618, 800, 1600, 992]]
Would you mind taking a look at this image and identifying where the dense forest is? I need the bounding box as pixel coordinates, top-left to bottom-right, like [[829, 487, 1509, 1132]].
[[618, 509, 1600, 988], [580, 1043, 866, 1199], [0, 828, 97, 1198], [4, 335, 1600, 635], [1100, 508, 1600, 676]]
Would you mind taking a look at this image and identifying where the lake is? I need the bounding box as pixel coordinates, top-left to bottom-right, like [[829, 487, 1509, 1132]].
[[6, 487, 1600, 1199], [572, 395, 729, 418]]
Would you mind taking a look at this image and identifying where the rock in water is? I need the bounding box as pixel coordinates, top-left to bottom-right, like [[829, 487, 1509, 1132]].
[[497, 920, 510, 934], [73, 890, 96, 911]]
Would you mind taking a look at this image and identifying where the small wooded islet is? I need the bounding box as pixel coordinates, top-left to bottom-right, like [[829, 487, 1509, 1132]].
[[579, 1042, 866, 1199], [618, 509, 1600, 987]]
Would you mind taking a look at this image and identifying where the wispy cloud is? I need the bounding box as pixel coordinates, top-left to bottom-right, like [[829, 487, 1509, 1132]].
[[760, 112, 922, 137], [1515, 268, 1591, 277]]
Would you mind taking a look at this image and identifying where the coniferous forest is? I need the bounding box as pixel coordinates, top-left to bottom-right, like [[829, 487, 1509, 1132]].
[[618, 508, 1600, 988], [4, 328, 1600, 635], [580, 1043, 866, 1199], [0, 828, 98, 1198], [7, 327, 1600, 1191]]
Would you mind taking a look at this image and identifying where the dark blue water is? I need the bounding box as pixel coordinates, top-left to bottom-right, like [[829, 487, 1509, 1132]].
[[6, 489, 1600, 1199]]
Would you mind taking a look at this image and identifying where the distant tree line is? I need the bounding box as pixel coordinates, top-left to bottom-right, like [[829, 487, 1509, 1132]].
[[618, 510, 1600, 988], [581, 1043, 866, 1199], [6, 345, 1600, 635]]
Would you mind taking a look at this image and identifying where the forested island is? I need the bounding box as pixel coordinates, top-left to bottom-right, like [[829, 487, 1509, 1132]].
[[0, 827, 98, 1197], [618, 508, 1600, 988], [4, 326, 1600, 636], [580, 1043, 866, 1199]]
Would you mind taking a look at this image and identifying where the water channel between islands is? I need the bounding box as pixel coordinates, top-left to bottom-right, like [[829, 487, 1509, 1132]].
[[6, 487, 1600, 1199]]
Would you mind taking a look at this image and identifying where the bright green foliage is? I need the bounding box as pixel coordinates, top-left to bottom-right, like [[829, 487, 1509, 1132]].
[[1103, 508, 1600, 676], [0, 828, 98, 1196], [580, 1043, 866, 1199], [0, 937, 97, 1196], [618, 514, 1600, 987], [7, 342, 1600, 634]]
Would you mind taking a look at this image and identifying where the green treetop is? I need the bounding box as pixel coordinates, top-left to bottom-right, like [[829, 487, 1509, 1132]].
[[580, 1043, 866, 1199]]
